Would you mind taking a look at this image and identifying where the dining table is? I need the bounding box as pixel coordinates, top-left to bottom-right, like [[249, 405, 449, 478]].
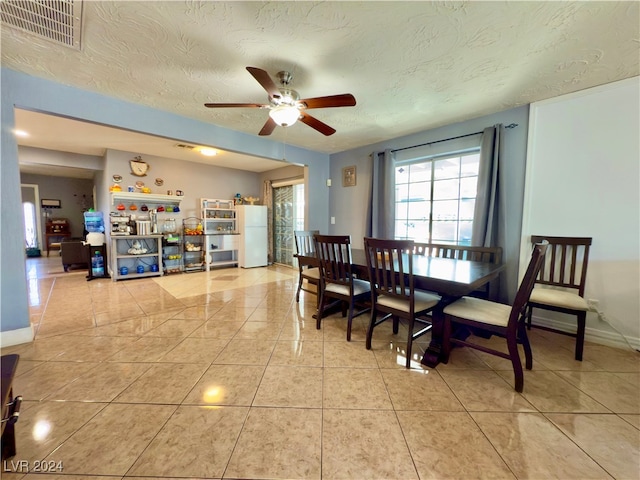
[[297, 248, 505, 367]]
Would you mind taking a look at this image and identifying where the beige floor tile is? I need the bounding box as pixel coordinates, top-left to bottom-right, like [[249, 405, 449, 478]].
[[182, 364, 265, 406], [232, 320, 281, 340], [45, 403, 176, 475], [213, 338, 276, 365], [114, 362, 208, 404], [48, 362, 152, 402], [10, 400, 107, 464], [497, 370, 611, 413], [225, 407, 322, 479], [278, 317, 325, 341], [105, 336, 182, 362], [52, 335, 134, 362], [323, 367, 392, 409], [438, 369, 536, 412], [322, 409, 419, 479], [127, 405, 248, 478], [370, 339, 430, 369], [158, 337, 229, 363], [169, 304, 221, 319], [532, 341, 603, 371], [13, 361, 98, 401], [247, 307, 290, 322], [14, 359, 44, 377], [619, 413, 640, 429], [381, 368, 465, 411], [142, 318, 205, 337], [547, 413, 640, 480], [557, 371, 640, 414], [269, 340, 324, 367], [582, 344, 640, 372], [397, 411, 515, 479], [211, 307, 255, 322], [188, 320, 245, 339], [321, 313, 368, 342], [472, 412, 611, 479], [323, 340, 378, 368], [254, 365, 322, 408]]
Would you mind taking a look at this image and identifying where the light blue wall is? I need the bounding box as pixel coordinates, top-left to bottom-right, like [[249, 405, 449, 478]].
[[329, 106, 530, 302], [1, 67, 330, 337]]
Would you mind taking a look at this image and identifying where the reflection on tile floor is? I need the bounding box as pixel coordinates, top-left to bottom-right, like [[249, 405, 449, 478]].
[[2, 256, 639, 479]]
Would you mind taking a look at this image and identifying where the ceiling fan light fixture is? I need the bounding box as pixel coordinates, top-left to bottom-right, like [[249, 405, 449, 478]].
[[269, 105, 300, 127]]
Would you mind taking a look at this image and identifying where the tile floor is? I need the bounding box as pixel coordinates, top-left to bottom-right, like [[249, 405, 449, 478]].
[[2, 255, 639, 479]]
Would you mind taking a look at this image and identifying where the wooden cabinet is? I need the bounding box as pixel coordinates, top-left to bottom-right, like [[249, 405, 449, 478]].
[[45, 218, 71, 256]]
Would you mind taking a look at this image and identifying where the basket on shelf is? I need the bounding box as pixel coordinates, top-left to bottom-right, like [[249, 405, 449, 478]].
[[183, 217, 203, 235]]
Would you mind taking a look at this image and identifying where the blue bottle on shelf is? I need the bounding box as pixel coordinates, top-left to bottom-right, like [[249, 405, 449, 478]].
[[91, 251, 104, 277]]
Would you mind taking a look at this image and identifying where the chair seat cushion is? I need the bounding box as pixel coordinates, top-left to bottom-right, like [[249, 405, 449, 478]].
[[301, 267, 321, 280], [378, 290, 440, 313], [529, 287, 589, 311], [325, 278, 371, 296], [443, 296, 512, 327]]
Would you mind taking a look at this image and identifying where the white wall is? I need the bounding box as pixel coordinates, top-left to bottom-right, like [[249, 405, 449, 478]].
[[522, 77, 640, 349]]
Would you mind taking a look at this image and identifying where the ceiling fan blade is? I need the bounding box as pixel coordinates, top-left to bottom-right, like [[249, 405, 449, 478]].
[[298, 94, 356, 109], [299, 111, 336, 136], [258, 117, 277, 136], [204, 103, 268, 108], [247, 66, 281, 100]]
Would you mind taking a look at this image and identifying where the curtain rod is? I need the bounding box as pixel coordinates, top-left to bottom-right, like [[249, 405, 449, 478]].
[[391, 123, 518, 154]]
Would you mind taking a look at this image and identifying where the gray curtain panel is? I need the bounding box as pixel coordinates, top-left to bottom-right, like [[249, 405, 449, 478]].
[[472, 124, 509, 302], [367, 149, 395, 239]]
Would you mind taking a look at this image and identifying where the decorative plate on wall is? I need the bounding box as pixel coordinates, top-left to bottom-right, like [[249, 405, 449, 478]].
[[155, 178, 164, 186]]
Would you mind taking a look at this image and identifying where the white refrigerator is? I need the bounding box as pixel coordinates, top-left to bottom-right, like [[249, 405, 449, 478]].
[[236, 205, 268, 268]]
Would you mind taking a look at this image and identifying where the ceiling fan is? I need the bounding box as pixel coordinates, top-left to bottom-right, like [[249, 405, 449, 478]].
[[204, 67, 356, 136]]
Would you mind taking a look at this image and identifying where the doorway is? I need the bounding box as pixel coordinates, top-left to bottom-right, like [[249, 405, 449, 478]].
[[272, 181, 304, 266], [21, 184, 42, 253]]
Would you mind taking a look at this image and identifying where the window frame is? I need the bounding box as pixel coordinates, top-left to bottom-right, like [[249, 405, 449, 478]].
[[394, 148, 480, 245]]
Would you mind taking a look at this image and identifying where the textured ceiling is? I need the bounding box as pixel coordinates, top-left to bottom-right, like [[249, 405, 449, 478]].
[[2, 1, 639, 161]]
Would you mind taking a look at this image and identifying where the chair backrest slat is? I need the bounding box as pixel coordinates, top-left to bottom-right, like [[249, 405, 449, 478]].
[[314, 234, 353, 287], [364, 237, 416, 311], [294, 230, 318, 257], [510, 240, 549, 330], [531, 235, 592, 295]]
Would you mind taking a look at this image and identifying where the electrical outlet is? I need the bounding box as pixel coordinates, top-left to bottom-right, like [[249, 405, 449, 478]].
[[330, 216, 335, 225], [587, 298, 599, 309]]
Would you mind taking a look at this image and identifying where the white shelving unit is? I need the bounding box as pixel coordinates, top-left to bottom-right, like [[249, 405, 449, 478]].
[[110, 235, 163, 281], [200, 198, 239, 270]]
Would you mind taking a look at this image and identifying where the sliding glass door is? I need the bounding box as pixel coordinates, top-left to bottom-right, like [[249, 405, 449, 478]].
[[272, 182, 304, 266]]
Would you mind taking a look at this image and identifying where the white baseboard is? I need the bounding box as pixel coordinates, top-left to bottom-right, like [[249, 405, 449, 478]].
[[531, 315, 640, 351], [0, 326, 34, 348]]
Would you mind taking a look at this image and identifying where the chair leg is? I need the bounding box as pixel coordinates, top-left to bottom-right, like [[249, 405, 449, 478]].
[[525, 304, 533, 330], [346, 300, 355, 341], [405, 317, 414, 369], [366, 308, 377, 350], [575, 312, 586, 361], [518, 321, 533, 370], [392, 315, 399, 334], [316, 292, 326, 330], [296, 275, 303, 303], [507, 332, 524, 393]]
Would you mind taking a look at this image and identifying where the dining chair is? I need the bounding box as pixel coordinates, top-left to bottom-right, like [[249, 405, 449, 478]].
[[364, 237, 441, 368], [294, 230, 321, 306], [525, 235, 592, 361], [413, 242, 503, 299], [441, 240, 548, 392], [313, 234, 371, 341]]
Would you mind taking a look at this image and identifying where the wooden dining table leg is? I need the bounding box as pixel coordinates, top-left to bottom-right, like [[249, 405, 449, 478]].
[[421, 305, 445, 367]]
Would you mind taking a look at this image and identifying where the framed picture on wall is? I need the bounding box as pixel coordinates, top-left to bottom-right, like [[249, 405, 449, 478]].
[[41, 199, 61, 208], [342, 166, 356, 187]]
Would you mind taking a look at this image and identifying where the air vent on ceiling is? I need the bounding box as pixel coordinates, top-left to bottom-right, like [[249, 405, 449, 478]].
[[175, 143, 198, 151], [1, 0, 83, 50]]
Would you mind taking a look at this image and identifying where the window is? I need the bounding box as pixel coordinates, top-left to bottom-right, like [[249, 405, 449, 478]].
[[394, 151, 480, 245]]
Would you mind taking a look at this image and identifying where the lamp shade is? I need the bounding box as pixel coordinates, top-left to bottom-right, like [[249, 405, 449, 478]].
[[269, 105, 300, 126]]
